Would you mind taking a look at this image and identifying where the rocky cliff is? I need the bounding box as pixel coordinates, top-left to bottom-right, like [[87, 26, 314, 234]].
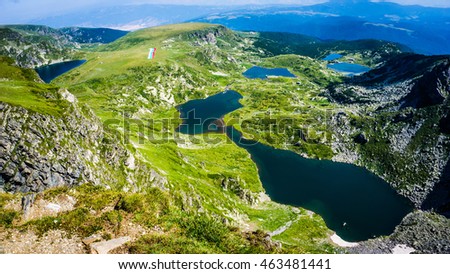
[[0, 98, 167, 193], [0, 25, 127, 68], [0, 27, 75, 68]]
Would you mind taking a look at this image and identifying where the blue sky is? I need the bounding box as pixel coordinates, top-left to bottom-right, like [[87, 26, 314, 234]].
[[1, 0, 449, 24]]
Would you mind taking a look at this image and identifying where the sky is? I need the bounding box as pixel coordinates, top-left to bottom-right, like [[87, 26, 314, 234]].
[[0, 0, 449, 24]]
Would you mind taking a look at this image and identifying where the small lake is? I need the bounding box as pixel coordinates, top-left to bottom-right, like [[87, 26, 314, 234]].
[[327, 63, 371, 76], [35, 60, 86, 83], [176, 90, 243, 135], [243, 66, 296, 79], [323, 53, 343, 61], [176, 90, 413, 242]]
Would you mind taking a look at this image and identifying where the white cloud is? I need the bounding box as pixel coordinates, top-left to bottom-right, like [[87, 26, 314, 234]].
[[364, 22, 414, 33]]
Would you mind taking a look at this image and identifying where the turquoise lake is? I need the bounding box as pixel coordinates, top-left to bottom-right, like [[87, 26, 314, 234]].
[[327, 63, 371, 76], [323, 53, 343, 61], [243, 66, 296, 79]]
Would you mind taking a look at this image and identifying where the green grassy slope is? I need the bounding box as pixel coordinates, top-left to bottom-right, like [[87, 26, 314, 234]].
[[0, 56, 69, 116]]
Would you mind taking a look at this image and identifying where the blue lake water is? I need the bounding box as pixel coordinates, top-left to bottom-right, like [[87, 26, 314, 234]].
[[176, 91, 413, 242], [327, 63, 371, 76], [35, 60, 86, 83], [323, 53, 343, 61], [243, 66, 296, 79], [176, 90, 243, 135]]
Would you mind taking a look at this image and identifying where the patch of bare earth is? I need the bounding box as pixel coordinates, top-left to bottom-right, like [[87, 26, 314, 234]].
[[0, 229, 85, 254]]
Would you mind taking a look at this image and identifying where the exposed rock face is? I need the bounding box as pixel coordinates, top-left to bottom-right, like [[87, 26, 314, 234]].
[[0, 27, 74, 68], [0, 25, 128, 68], [0, 94, 167, 193], [220, 176, 258, 205], [183, 25, 230, 45]]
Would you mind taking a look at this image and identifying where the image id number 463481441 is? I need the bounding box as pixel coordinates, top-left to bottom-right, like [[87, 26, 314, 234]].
[[259, 259, 331, 270]]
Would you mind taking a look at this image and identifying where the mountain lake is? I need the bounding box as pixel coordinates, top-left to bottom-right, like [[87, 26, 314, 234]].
[[243, 66, 296, 79], [176, 90, 413, 242], [35, 60, 86, 83]]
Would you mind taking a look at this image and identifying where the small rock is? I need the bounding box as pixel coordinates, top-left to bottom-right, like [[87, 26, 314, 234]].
[[21, 193, 36, 215], [392, 244, 415, 254], [82, 234, 103, 245], [125, 154, 135, 170], [45, 203, 62, 212], [60, 89, 77, 104], [90, 237, 131, 254]]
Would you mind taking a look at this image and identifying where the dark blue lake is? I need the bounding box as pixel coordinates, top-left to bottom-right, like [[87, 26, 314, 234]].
[[323, 53, 343, 61], [176, 91, 413, 242], [35, 60, 86, 83], [176, 90, 243, 135], [327, 63, 371, 76], [243, 66, 296, 79]]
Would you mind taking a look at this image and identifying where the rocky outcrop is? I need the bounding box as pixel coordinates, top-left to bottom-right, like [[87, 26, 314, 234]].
[[0, 27, 74, 68], [0, 25, 127, 68], [220, 176, 258, 205], [0, 92, 167, 193], [183, 25, 231, 45]]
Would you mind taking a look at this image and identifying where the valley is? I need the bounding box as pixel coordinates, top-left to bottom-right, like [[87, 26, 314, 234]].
[[0, 22, 449, 254]]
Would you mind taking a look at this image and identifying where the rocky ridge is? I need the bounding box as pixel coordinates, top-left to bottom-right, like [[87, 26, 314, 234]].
[[0, 25, 128, 68], [0, 90, 167, 194]]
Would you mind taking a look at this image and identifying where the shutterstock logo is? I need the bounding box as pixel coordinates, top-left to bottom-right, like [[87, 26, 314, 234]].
[[103, 109, 334, 146]]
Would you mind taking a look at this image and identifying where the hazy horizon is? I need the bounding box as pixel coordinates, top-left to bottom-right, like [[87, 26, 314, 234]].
[[1, 0, 449, 25]]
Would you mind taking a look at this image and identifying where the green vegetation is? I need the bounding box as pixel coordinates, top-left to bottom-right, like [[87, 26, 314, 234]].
[[355, 106, 447, 192], [3, 22, 427, 254], [0, 185, 338, 253], [0, 56, 69, 116], [0, 26, 77, 68]]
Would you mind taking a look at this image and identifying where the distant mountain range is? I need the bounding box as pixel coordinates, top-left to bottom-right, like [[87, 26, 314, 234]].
[[16, 1, 450, 55], [0, 25, 128, 67], [194, 0, 450, 55]]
